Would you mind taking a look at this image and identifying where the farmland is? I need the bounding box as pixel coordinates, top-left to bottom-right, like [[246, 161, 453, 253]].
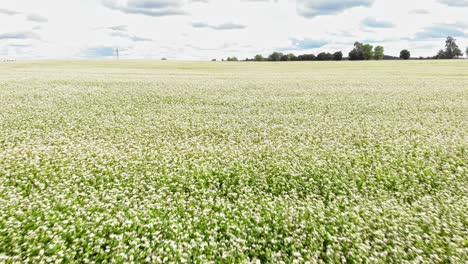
[[0, 60, 467, 262]]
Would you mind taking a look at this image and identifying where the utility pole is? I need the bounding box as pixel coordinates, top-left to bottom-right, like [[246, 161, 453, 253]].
[[116, 48, 119, 60]]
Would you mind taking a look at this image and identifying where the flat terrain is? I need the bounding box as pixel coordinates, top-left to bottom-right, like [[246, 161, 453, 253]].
[[0, 60, 467, 262]]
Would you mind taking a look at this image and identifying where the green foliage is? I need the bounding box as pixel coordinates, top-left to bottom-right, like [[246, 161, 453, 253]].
[[362, 44, 374, 60], [316, 52, 333, 61], [435, 36, 463, 59], [0, 61, 467, 263], [268, 52, 283, 61], [297, 54, 316, 61], [435, 49, 446, 59], [287, 53, 297, 61], [254, 52, 342, 62], [226, 57, 239, 61], [374, 46, 384, 60], [349, 42, 365, 60], [400, 49, 411, 60], [445, 36, 462, 58], [254, 54, 264, 61], [332, 51, 343, 61], [349, 42, 379, 60], [278, 53, 298, 61]]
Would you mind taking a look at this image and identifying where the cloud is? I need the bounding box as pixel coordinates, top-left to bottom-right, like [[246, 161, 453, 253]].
[[409, 9, 430, 14], [330, 30, 355, 38], [362, 17, 395, 28], [437, 0, 468, 7], [0, 8, 20, 15], [108, 25, 128, 31], [186, 42, 238, 51], [297, 0, 374, 18], [82, 46, 117, 57], [0, 31, 40, 40], [102, 0, 186, 16], [106, 25, 151, 41], [27, 14, 48, 23], [110, 31, 152, 41], [414, 23, 467, 40], [8, 43, 32, 48], [361, 37, 398, 43], [192, 22, 246, 30], [288, 38, 328, 50]]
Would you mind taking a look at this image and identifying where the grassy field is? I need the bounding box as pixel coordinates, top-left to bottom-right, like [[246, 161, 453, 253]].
[[0, 60, 467, 263]]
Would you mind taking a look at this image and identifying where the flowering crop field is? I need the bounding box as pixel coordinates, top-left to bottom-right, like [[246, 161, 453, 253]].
[[0, 60, 467, 263]]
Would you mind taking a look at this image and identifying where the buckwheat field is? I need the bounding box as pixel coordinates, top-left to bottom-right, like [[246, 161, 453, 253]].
[[0, 60, 467, 263]]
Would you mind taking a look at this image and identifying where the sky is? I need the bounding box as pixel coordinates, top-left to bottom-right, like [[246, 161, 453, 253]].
[[0, 0, 467, 60]]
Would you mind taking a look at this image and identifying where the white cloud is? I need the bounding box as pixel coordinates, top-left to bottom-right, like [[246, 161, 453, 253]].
[[102, 0, 187, 17], [192, 22, 246, 30], [437, 0, 468, 7], [0, 8, 20, 15], [297, 0, 374, 18], [27, 13, 48, 23]]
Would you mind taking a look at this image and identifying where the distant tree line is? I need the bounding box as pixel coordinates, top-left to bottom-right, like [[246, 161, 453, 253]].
[[250, 51, 344, 61], [223, 36, 466, 62]]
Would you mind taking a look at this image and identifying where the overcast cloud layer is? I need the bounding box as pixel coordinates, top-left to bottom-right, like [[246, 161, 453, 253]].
[[1, 0, 467, 60]]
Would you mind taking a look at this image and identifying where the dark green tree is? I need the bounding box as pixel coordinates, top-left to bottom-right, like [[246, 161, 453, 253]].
[[287, 53, 297, 61], [349, 42, 364, 60], [297, 54, 316, 61], [332, 51, 343, 61], [435, 49, 446, 59], [316, 52, 333, 61], [374, 46, 384, 60], [268, 52, 283, 61], [254, 54, 264, 61], [362, 44, 374, 60], [435, 37, 463, 59], [400, 50, 411, 60], [444, 36, 462, 59], [280, 54, 289, 61]]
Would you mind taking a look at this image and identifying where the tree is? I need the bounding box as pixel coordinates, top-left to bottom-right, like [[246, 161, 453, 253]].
[[254, 54, 264, 61], [466, 46, 468, 58], [362, 44, 374, 60], [374, 46, 384, 60], [348, 42, 374, 60], [332, 51, 343, 61], [445, 36, 462, 59], [349, 42, 364, 60], [287, 53, 297, 61], [400, 50, 411, 60], [435, 49, 445, 59], [297, 54, 316, 61], [435, 37, 463, 59], [280, 54, 289, 61], [348, 49, 360, 60], [268, 52, 283, 61], [316, 52, 325, 61], [316, 52, 333, 61], [226, 57, 238, 61]]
